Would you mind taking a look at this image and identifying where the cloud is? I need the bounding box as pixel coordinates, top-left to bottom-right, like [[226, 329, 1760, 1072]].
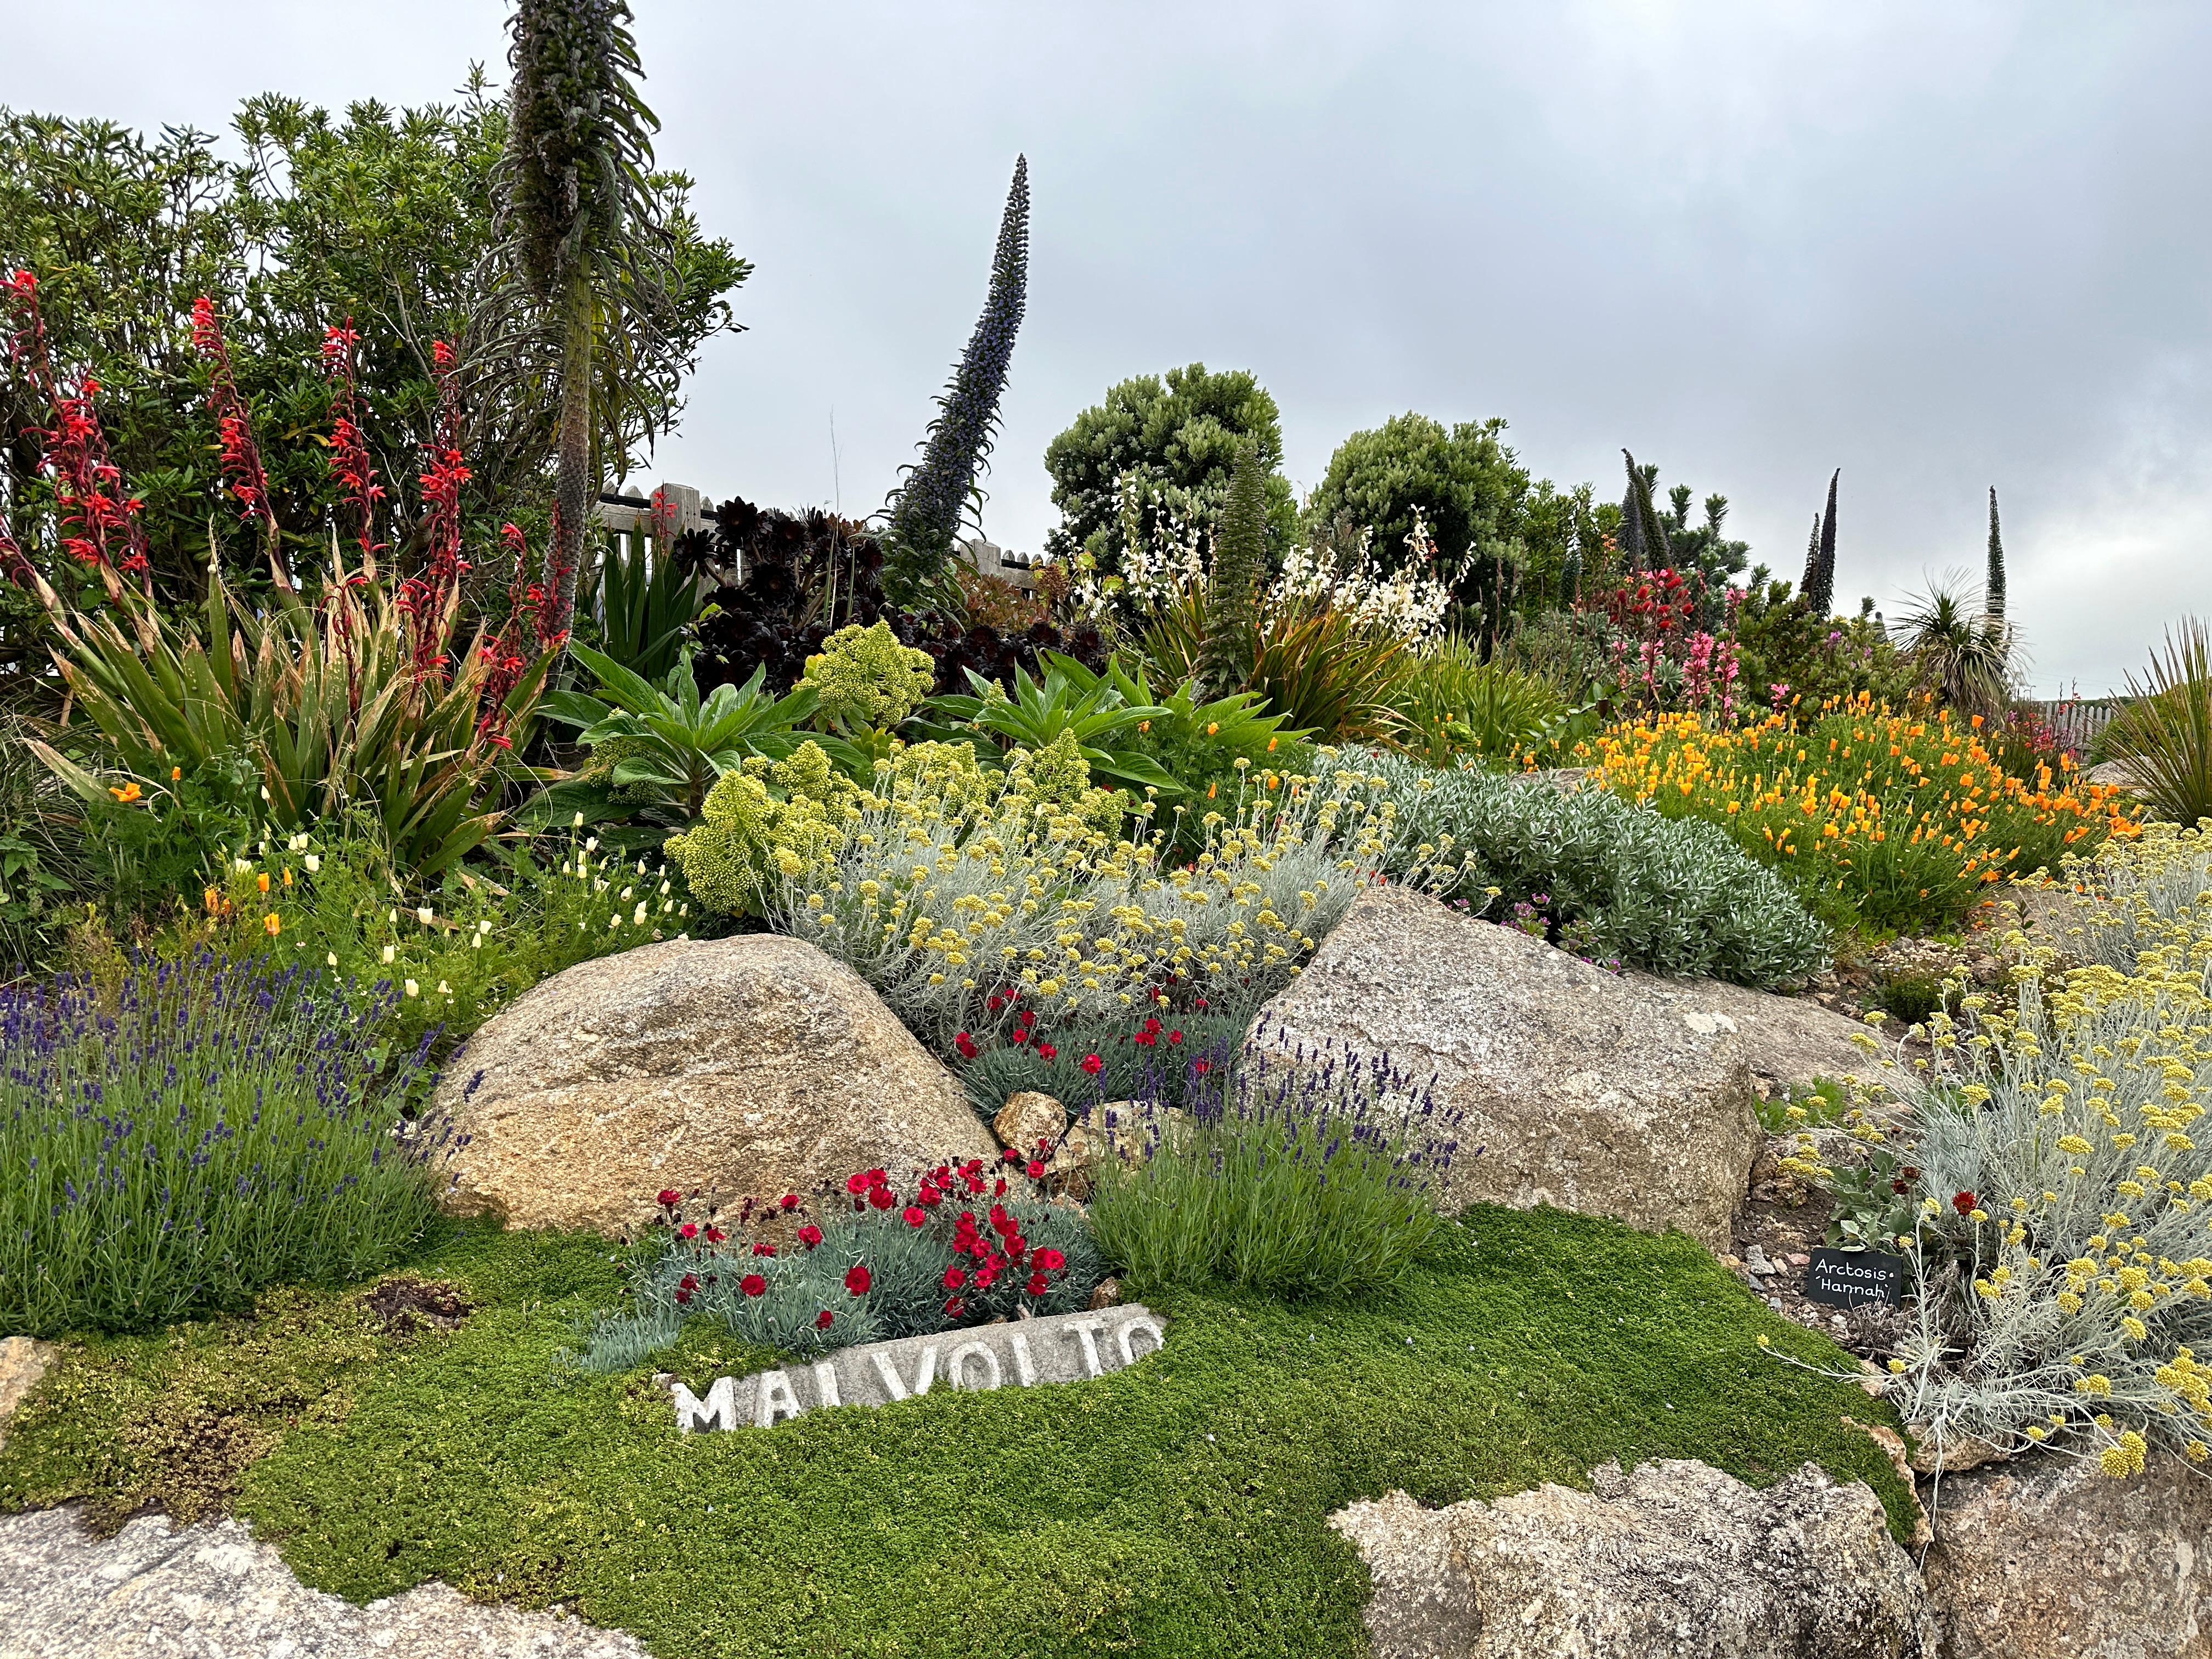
[[8, 0, 2204, 692]]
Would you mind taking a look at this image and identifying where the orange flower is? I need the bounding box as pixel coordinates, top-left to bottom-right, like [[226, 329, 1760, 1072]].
[[263, 912, 281, 936], [109, 780, 143, 804], [256, 871, 271, 894]]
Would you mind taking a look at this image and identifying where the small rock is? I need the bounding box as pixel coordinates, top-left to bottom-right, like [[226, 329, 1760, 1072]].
[[0, 1335, 55, 1453], [1086, 1277, 1122, 1311], [992, 1090, 1065, 1158]]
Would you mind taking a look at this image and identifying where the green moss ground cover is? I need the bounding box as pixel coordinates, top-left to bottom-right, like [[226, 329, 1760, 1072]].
[[1, 1206, 1911, 1658]]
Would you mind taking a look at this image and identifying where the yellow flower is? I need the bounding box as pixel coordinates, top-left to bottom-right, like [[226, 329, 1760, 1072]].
[[263, 913, 281, 936]]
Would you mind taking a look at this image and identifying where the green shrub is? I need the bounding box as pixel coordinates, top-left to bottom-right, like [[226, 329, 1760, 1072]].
[[802, 620, 937, 736], [577, 1169, 1102, 1370], [1358, 747, 1829, 987], [1088, 1019, 1466, 1301], [0, 952, 444, 1335], [1389, 634, 1566, 769], [77, 821, 670, 1057], [2103, 619, 2212, 828]]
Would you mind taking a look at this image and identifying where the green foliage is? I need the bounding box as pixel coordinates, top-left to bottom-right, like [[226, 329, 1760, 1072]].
[[0, 1209, 1918, 1650], [1090, 659, 1312, 847], [31, 562, 549, 879], [664, 741, 874, 918], [1897, 578, 2012, 715], [1730, 577, 1914, 713], [800, 620, 936, 737], [1870, 971, 1954, 1029], [1359, 747, 1831, 988], [0, 89, 744, 610], [1303, 412, 1531, 613], [2104, 620, 2212, 829], [0, 953, 443, 1336], [70, 821, 670, 1060], [536, 646, 830, 835], [583, 528, 704, 681], [917, 654, 1177, 797], [1042, 363, 1297, 572], [1752, 1075, 1852, 1137], [1388, 636, 1567, 769], [1196, 445, 1267, 698], [1089, 1031, 1459, 1302]]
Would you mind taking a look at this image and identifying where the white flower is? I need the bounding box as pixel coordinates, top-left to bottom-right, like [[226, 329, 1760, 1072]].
[[404, 979, 419, 998], [619, 886, 634, 902], [304, 854, 321, 874], [633, 901, 648, 926], [572, 811, 585, 829], [436, 980, 450, 995], [288, 832, 309, 852], [388, 908, 398, 924], [471, 935, 484, 949], [258, 784, 271, 802], [381, 944, 396, 964], [326, 952, 338, 968], [585, 837, 599, 853], [608, 913, 620, 929], [416, 906, 433, 926], [659, 881, 671, 896], [234, 858, 253, 874]]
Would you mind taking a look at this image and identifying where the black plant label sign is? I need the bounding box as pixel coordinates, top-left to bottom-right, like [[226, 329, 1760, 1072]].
[[1802, 1246, 1907, 1308]]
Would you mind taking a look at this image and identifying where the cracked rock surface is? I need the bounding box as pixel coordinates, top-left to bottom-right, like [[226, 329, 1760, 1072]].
[[0, 1505, 645, 1658]]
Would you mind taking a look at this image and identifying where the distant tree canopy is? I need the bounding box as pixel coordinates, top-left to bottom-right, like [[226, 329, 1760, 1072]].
[[1042, 363, 1296, 571], [0, 75, 748, 602]]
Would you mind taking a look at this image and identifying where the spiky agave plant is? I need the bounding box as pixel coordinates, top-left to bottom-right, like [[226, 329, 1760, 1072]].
[[883, 156, 1030, 607], [500, 0, 665, 645], [2104, 619, 2212, 828]]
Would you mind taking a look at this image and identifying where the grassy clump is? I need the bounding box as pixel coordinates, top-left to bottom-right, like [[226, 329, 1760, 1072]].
[[0, 955, 446, 1336], [1, 1208, 1913, 1658]]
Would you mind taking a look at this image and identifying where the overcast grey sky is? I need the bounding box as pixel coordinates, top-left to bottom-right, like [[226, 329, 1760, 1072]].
[[10, 2, 2208, 693]]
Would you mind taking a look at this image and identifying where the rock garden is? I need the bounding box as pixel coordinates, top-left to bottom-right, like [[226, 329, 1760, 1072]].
[[4, 12, 2211, 1657]]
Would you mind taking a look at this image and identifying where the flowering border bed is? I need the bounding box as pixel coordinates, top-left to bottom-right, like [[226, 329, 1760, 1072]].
[[1, 1206, 1911, 1659]]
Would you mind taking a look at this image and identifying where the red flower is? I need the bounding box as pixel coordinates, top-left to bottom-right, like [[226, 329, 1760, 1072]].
[[1080, 1053, 1104, 1075], [1191, 1059, 1212, 1075], [741, 1273, 767, 1297], [752, 1242, 777, 1257], [1035, 1247, 1065, 1272], [798, 1224, 825, 1249], [678, 1222, 699, 1240], [656, 1189, 682, 1207], [943, 1265, 967, 1289], [955, 1031, 979, 1059], [868, 1185, 896, 1210], [1026, 1159, 1046, 1179], [993, 1177, 1008, 1197], [974, 1262, 999, 1289], [1025, 1272, 1050, 1296], [674, 1286, 693, 1305], [904, 1205, 927, 1227], [1002, 1147, 1024, 1165], [845, 1172, 870, 1195], [679, 1274, 699, 1292], [815, 1309, 834, 1330], [845, 1264, 872, 1295], [1035, 1042, 1058, 1061], [780, 1193, 802, 1211], [1952, 1190, 1978, 1215], [1167, 1030, 1182, 1045], [704, 1227, 726, 1244]]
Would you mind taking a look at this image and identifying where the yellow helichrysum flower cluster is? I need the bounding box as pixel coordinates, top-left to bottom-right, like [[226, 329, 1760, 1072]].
[[1868, 860, 2212, 1478], [770, 744, 1412, 1049], [1581, 695, 2138, 931]]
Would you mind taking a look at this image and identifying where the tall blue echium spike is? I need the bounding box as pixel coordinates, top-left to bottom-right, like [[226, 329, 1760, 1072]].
[[884, 155, 1030, 605]]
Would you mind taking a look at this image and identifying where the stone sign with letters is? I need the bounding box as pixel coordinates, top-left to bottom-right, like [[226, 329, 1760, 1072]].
[[672, 1305, 1166, 1432]]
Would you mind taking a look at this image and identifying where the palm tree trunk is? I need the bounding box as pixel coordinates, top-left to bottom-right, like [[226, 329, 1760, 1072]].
[[544, 279, 596, 646]]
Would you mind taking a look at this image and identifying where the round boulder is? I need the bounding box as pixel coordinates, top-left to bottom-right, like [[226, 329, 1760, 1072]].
[[436, 935, 994, 1235]]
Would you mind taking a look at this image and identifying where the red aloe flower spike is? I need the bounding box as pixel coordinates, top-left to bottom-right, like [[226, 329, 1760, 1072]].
[[188, 296, 288, 590], [319, 319, 385, 569]]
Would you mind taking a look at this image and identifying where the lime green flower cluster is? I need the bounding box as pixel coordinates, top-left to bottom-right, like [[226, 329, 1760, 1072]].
[[767, 748, 1413, 1049], [1002, 729, 1129, 840], [802, 621, 936, 733]]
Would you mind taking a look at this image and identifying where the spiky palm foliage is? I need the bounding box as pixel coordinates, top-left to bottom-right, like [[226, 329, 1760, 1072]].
[[1897, 576, 2011, 715], [2104, 620, 2212, 828], [500, 0, 665, 645], [1800, 469, 1839, 616], [1197, 445, 1267, 698], [883, 156, 1030, 606]]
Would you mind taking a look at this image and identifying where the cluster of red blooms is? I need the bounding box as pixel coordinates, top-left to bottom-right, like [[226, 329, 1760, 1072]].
[[942, 1200, 1066, 1316], [397, 340, 472, 676], [3, 270, 151, 591], [318, 322, 385, 565], [189, 296, 280, 556]]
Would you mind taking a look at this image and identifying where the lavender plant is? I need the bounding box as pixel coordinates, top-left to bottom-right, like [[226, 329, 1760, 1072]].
[[883, 155, 1030, 606], [1087, 1017, 1468, 1301], [0, 953, 450, 1336]]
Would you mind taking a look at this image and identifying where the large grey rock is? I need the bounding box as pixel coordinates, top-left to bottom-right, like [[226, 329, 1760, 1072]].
[[438, 935, 995, 1236], [1256, 885, 1760, 1249], [1330, 1459, 1937, 1658], [1632, 974, 1883, 1094], [672, 1304, 1165, 1431], [0, 1505, 645, 1657], [1925, 1449, 2212, 1659], [0, 1334, 55, 1452]]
